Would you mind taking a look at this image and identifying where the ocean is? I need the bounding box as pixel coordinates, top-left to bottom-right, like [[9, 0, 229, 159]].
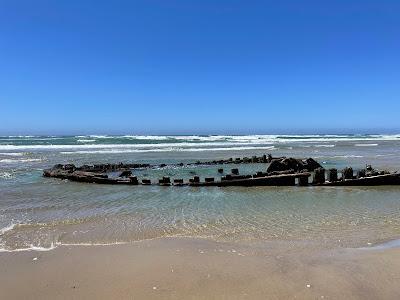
[[1, 134, 400, 252]]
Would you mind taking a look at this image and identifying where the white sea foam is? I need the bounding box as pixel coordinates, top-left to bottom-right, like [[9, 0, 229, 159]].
[[0, 242, 58, 253], [0, 222, 59, 252], [355, 143, 379, 147], [0, 241, 133, 253], [0, 136, 63, 141], [0, 223, 18, 235], [76, 135, 112, 139], [1, 134, 398, 151], [0, 135, 37, 138], [76, 139, 96, 143], [0, 152, 24, 156], [119, 135, 270, 142], [0, 158, 41, 164], [0, 134, 398, 154], [60, 146, 276, 155], [61, 241, 128, 247], [0, 237, 175, 253], [359, 239, 400, 250], [150, 134, 400, 143], [88, 135, 111, 138], [2, 134, 400, 141], [0, 141, 274, 151], [122, 135, 170, 140], [333, 155, 364, 158]]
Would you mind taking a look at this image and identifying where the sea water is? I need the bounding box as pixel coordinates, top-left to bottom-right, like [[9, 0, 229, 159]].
[[1, 134, 400, 251]]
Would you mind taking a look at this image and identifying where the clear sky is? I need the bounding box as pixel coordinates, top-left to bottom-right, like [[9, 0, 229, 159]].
[[1, 0, 399, 135]]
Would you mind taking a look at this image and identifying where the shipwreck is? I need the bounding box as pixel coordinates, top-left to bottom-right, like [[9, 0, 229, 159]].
[[43, 155, 400, 187]]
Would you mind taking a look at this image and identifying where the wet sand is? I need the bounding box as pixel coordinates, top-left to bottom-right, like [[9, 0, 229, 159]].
[[1, 237, 400, 299]]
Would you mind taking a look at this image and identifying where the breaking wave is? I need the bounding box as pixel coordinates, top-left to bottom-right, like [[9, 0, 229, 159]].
[[0, 152, 24, 156], [0, 158, 42, 164], [314, 144, 335, 148], [0, 223, 18, 235], [60, 146, 276, 154], [355, 144, 379, 147], [333, 155, 364, 158], [0, 134, 397, 160], [76, 139, 96, 143]]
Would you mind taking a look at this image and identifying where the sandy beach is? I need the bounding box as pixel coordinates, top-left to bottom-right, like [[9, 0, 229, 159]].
[[1, 237, 400, 299]]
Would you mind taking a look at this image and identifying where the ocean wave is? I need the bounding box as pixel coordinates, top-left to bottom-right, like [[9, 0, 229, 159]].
[[0, 152, 24, 156], [333, 155, 364, 158], [0, 135, 37, 138], [2, 134, 400, 145], [60, 146, 276, 154], [0, 136, 64, 141], [279, 134, 399, 139], [117, 135, 268, 142], [0, 141, 274, 151], [0, 223, 67, 252], [172, 135, 275, 142], [110, 134, 400, 143], [0, 222, 41, 236], [0, 158, 42, 164], [0, 134, 398, 152], [0, 223, 18, 235], [88, 135, 113, 139], [314, 144, 335, 148], [355, 144, 379, 147], [121, 135, 170, 140], [77, 139, 96, 143]]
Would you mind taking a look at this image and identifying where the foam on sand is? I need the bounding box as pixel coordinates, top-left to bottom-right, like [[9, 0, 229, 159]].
[[0, 243, 58, 253], [0, 223, 18, 235], [359, 239, 400, 250]]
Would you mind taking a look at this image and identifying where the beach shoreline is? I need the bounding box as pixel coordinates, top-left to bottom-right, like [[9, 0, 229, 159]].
[[1, 236, 400, 299]]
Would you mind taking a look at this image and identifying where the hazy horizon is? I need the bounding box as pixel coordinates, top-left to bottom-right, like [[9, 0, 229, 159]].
[[1, 129, 400, 137]]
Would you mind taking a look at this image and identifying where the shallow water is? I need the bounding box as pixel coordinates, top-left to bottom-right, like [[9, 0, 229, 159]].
[[1, 134, 400, 251]]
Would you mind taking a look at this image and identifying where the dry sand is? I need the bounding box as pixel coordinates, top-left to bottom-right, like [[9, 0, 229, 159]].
[[1, 237, 400, 299]]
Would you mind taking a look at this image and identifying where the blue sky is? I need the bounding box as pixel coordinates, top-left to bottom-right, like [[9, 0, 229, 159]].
[[1, 0, 399, 135]]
